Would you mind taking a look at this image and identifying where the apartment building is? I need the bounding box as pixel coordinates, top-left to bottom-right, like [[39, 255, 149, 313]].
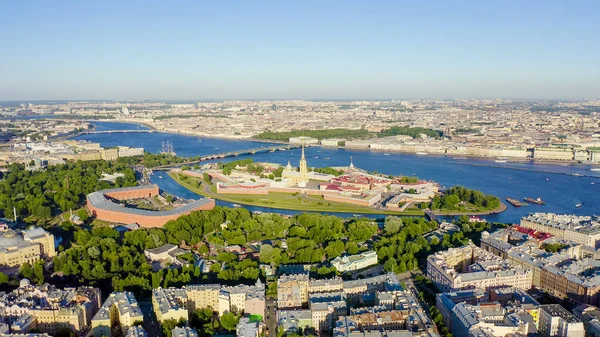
[[171, 327, 199, 337], [538, 304, 585, 337], [156, 281, 265, 320], [520, 213, 600, 249], [91, 292, 144, 337], [308, 277, 344, 294], [0, 280, 100, 336], [342, 273, 403, 304], [482, 225, 600, 307], [310, 300, 347, 331], [277, 310, 312, 334], [451, 302, 530, 337], [152, 288, 189, 323], [277, 274, 309, 309], [125, 326, 148, 337], [426, 243, 532, 292], [184, 284, 221, 312]]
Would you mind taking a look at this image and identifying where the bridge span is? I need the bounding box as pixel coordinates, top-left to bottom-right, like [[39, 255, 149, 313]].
[[83, 129, 154, 134], [152, 144, 303, 170]]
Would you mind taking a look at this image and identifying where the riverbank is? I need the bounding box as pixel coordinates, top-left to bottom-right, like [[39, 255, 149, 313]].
[[168, 171, 421, 216], [339, 146, 600, 167], [433, 202, 507, 216]]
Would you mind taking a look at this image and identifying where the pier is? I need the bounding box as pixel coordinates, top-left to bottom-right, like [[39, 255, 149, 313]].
[[152, 144, 303, 170]]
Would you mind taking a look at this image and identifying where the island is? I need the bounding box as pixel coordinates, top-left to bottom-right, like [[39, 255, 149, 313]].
[[167, 144, 504, 216]]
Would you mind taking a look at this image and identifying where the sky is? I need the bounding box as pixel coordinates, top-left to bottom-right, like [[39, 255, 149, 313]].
[[1, 0, 599, 101]]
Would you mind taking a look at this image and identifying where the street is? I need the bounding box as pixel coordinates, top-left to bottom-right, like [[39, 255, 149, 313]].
[[139, 300, 161, 337], [265, 297, 278, 337]]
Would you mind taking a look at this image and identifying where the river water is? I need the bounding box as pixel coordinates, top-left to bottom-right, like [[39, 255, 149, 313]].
[[74, 121, 600, 223]]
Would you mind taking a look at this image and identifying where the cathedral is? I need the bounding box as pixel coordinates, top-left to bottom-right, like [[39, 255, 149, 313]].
[[282, 143, 309, 187]]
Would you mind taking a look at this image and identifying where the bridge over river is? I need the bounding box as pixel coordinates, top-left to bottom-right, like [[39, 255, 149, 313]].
[[152, 144, 303, 170], [82, 129, 155, 134]]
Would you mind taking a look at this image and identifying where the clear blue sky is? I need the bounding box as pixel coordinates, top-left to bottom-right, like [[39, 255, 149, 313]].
[[1, 0, 598, 100]]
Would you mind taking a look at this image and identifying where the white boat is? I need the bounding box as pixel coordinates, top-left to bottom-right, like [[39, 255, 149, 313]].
[[325, 157, 330, 160], [495, 160, 507, 163], [384, 153, 390, 156], [416, 152, 428, 155], [158, 176, 163, 179], [591, 168, 600, 172], [576, 203, 583, 208], [233, 204, 241, 208], [214, 147, 219, 150]]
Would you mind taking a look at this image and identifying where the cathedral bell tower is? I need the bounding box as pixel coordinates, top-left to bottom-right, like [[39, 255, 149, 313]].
[[298, 142, 308, 187]]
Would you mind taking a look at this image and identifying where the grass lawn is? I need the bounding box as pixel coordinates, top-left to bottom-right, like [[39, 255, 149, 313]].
[[169, 172, 423, 216]]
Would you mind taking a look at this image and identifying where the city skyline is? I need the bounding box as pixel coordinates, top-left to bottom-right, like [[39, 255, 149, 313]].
[[1, 0, 599, 100]]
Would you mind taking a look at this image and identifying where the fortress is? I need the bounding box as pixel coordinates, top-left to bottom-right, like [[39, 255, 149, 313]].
[[86, 184, 215, 228]]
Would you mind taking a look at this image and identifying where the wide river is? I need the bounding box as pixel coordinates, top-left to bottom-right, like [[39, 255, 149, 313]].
[[74, 121, 600, 223]]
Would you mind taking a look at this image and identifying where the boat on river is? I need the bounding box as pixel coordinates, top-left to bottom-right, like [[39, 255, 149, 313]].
[[576, 203, 583, 208], [524, 197, 545, 205], [506, 198, 528, 207], [592, 168, 600, 172]]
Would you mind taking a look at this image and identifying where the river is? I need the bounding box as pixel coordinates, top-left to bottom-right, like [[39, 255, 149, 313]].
[[74, 121, 600, 223]]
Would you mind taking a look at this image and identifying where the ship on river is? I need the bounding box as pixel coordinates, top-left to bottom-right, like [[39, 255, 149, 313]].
[[506, 198, 528, 207], [524, 197, 545, 205]]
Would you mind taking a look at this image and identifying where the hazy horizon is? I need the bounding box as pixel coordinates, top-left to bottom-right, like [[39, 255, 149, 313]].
[[1, 1, 599, 101]]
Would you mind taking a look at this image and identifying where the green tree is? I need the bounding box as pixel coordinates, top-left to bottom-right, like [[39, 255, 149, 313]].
[[383, 257, 397, 272], [220, 312, 239, 331], [384, 216, 403, 235], [0, 272, 9, 284]]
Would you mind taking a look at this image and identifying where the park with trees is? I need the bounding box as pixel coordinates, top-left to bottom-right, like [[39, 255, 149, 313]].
[[254, 125, 443, 142], [0, 161, 136, 224]]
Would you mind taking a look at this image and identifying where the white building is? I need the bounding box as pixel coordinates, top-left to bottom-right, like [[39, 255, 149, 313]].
[[538, 304, 584, 337], [331, 251, 378, 272]]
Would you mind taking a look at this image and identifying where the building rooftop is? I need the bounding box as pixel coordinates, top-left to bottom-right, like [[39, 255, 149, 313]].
[[125, 326, 148, 337], [153, 287, 188, 315], [541, 304, 582, 323], [171, 327, 198, 337], [86, 185, 213, 217], [92, 292, 143, 322]]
